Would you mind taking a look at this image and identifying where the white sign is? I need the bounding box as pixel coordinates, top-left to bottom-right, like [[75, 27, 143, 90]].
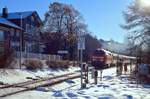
[[78, 37, 85, 50], [58, 50, 68, 54]]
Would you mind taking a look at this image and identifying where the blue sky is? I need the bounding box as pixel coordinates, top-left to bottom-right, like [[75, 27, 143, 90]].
[[0, 0, 132, 43]]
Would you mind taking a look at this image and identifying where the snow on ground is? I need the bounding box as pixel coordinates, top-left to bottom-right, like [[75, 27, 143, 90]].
[[0, 66, 80, 84], [2, 67, 150, 99]]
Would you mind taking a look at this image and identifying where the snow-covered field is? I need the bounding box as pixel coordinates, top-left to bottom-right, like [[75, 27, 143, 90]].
[[0, 67, 80, 84], [1, 67, 150, 99]]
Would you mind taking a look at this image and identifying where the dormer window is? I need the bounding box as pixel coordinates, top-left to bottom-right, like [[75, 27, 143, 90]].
[[31, 16, 34, 22]]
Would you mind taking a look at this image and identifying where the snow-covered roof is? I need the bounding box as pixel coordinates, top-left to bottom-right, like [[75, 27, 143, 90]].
[[0, 11, 35, 19], [0, 17, 22, 29], [102, 49, 112, 55], [102, 48, 136, 59]]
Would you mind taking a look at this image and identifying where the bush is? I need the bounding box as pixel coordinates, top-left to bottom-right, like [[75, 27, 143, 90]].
[[69, 61, 78, 67], [46, 60, 70, 69], [22, 59, 43, 70]]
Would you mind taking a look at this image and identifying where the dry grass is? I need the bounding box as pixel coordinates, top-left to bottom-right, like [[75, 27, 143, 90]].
[[22, 59, 43, 70], [46, 60, 70, 69]]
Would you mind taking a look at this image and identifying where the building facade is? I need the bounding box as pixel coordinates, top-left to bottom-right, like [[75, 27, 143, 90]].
[[0, 8, 43, 53], [0, 17, 22, 67]]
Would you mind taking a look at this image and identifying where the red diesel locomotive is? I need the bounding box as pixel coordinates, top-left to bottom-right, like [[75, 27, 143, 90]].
[[91, 48, 136, 69]]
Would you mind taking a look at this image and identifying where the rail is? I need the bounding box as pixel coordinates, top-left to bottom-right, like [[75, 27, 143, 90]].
[[0, 72, 80, 97]]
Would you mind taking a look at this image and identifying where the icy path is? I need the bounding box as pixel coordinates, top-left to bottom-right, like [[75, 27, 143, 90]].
[[2, 67, 150, 99]]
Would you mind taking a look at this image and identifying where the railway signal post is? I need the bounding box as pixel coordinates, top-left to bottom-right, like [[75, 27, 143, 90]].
[[116, 58, 120, 76], [100, 70, 103, 81], [94, 70, 98, 84], [130, 59, 132, 75], [83, 63, 89, 84]]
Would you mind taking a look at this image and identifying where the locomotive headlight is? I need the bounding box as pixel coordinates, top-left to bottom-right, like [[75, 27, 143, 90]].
[[92, 58, 96, 61]]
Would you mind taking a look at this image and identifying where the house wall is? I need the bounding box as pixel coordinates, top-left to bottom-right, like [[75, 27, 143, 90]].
[[9, 13, 41, 32], [8, 12, 42, 53], [0, 25, 11, 56], [24, 13, 42, 53], [0, 24, 21, 67], [9, 28, 22, 51], [0, 23, 22, 52]]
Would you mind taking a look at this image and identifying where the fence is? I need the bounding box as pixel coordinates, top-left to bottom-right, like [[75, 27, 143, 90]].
[[15, 51, 62, 61]]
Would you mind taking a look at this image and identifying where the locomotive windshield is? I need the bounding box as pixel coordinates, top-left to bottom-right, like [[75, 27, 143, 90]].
[[91, 49, 106, 69], [93, 49, 105, 56]]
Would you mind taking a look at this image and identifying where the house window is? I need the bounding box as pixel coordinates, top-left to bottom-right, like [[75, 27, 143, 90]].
[[0, 30, 4, 55], [26, 24, 30, 32], [10, 28, 14, 36], [16, 30, 20, 37], [0, 30, 4, 41], [11, 42, 20, 51], [31, 16, 34, 22], [30, 25, 34, 31]]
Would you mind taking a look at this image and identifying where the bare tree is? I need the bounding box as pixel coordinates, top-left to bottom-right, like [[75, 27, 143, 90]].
[[122, 0, 150, 61], [42, 2, 87, 60]]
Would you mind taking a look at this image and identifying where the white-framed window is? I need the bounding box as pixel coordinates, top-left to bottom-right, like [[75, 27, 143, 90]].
[[0, 30, 4, 41], [11, 41, 20, 51], [30, 25, 34, 32], [10, 28, 14, 36], [31, 16, 34, 22], [11, 42, 20, 46], [26, 24, 30, 32], [16, 30, 20, 37]]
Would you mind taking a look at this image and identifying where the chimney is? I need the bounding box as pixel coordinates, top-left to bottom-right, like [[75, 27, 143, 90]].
[[2, 7, 8, 18]]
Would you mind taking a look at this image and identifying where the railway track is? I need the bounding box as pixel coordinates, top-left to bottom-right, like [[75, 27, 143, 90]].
[[0, 72, 80, 97], [0, 66, 120, 97]]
